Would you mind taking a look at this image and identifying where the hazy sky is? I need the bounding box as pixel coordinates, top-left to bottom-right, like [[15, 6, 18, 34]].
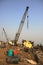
[[0, 0, 43, 44]]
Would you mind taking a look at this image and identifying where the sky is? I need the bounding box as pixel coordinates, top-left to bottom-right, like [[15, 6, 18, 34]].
[[0, 0, 43, 44]]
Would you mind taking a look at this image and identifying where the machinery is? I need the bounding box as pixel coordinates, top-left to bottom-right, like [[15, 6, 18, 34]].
[[14, 6, 33, 48], [22, 40, 33, 49], [0, 28, 7, 48], [2, 6, 29, 46], [22, 41, 33, 48], [3, 28, 8, 42], [5, 6, 29, 63], [14, 6, 29, 45], [3, 28, 14, 45]]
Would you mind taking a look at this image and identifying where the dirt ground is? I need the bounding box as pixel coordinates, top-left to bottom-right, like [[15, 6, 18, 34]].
[[0, 44, 43, 65]]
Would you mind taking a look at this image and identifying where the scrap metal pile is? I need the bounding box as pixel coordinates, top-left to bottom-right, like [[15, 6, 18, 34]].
[[0, 41, 43, 65]]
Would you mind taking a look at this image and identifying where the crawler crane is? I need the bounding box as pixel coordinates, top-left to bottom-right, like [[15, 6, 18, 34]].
[[14, 6, 29, 45]]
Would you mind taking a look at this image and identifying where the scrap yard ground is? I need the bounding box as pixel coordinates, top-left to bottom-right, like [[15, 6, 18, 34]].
[[0, 43, 43, 65]]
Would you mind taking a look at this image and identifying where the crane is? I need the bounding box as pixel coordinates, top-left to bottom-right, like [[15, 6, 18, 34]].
[[2, 6, 29, 46], [3, 28, 14, 45], [3, 28, 8, 42], [14, 6, 29, 45], [0, 28, 8, 48]]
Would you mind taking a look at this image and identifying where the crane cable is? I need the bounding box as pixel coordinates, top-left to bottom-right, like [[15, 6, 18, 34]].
[[27, 15, 29, 29]]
